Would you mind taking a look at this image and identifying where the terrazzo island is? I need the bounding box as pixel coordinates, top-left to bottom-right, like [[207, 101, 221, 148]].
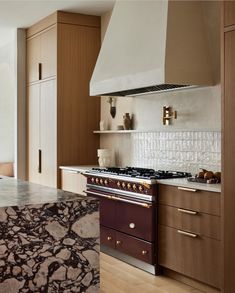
[[0, 177, 99, 293]]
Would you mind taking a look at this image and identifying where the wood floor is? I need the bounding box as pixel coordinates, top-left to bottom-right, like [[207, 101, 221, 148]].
[[100, 253, 203, 293]]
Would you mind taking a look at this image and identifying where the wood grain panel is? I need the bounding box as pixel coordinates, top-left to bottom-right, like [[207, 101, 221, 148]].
[[224, 1, 235, 27], [158, 185, 221, 216], [158, 225, 221, 289], [57, 11, 100, 28], [158, 204, 221, 240], [27, 12, 57, 38], [57, 23, 100, 176], [27, 36, 41, 83], [41, 25, 57, 80], [40, 79, 57, 187], [223, 29, 235, 292], [27, 83, 41, 184]]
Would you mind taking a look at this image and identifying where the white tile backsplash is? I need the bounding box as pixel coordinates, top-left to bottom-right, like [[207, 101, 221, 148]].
[[131, 131, 221, 174]]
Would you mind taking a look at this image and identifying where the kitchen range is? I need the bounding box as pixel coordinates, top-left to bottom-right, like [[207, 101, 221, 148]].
[[84, 167, 191, 274]]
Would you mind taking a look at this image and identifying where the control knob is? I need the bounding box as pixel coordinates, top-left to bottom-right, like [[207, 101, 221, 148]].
[[100, 179, 103, 185], [127, 183, 131, 190], [117, 181, 121, 187], [122, 182, 126, 188], [91, 177, 95, 183], [95, 178, 99, 184], [133, 184, 137, 191], [104, 179, 108, 185], [139, 185, 143, 192]]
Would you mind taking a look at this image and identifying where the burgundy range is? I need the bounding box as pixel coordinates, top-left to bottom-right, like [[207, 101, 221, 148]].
[[84, 167, 190, 274]]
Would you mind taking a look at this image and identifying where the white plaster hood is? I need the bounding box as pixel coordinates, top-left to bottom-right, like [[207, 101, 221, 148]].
[[90, 0, 214, 97]]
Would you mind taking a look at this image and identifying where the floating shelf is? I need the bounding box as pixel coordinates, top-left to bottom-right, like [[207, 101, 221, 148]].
[[93, 130, 137, 134]]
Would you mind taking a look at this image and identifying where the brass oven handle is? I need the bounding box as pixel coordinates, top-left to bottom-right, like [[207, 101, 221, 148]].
[[177, 229, 198, 238], [112, 196, 151, 208], [129, 223, 135, 229], [178, 208, 198, 215], [178, 187, 197, 192], [84, 191, 151, 208], [84, 190, 112, 200]]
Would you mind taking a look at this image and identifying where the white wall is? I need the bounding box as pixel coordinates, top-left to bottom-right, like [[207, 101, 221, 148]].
[[0, 28, 16, 163]]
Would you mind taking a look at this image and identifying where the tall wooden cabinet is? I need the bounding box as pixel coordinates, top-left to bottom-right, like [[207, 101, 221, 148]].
[[222, 1, 235, 292], [27, 12, 100, 188]]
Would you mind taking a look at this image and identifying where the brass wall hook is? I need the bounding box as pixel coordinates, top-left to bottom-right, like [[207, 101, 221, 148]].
[[163, 106, 177, 125]]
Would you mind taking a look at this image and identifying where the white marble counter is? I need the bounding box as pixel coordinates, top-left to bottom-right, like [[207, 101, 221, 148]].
[[157, 178, 221, 193], [59, 165, 98, 173]]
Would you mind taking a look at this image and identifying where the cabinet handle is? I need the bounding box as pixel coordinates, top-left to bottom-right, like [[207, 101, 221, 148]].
[[116, 240, 121, 245], [38, 149, 42, 173], [177, 229, 198, 238], [178, 187, 197, 192], [38, 63, 42, 80], [142, 250, 148, 255], [129, 223, 135, 229], [107, 236, 112, 241], [178, 208, 198, 215]]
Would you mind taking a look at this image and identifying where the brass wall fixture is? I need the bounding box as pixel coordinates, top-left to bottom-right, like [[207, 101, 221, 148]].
[[163, 106, 177, 125], [107, 97, 116, 118]]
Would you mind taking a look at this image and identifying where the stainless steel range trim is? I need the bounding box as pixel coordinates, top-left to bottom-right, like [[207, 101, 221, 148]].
[[83, 171, 157, 184], [86, 183, 154, 202]]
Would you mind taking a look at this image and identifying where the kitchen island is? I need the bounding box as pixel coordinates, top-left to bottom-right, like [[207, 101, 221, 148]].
[[0, 177, 99, 293]]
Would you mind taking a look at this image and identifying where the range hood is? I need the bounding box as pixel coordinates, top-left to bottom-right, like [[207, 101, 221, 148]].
[[90, 1, 214, 97]]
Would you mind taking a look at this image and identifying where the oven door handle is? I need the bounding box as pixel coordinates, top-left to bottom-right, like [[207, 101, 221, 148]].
[[84, 190, 112, 200], [84, 191, 152, 208]]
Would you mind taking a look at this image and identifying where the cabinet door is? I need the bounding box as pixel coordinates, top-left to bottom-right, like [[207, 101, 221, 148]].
[[27, 36, 41, 83], [28, 83, 41, 184], [225, 1, 235, 27], [40, 79, 57, 187], [61, 170, 87, 195], [41, 26, 57, 80]]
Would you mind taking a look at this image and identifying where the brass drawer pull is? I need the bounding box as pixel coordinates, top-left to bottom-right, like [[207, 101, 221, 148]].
[[178, 208, 198, 215], [107, 236, 112, 241], [177, 229, 198, 238], [129, 223, 135, 229], [116, 240, 121, 245], [142, 250, 148, 255], [178, 187, 197, 192]]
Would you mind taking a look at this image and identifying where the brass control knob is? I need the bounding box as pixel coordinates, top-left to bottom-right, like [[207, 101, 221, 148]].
[[142, 250, 148, 255], [104, 179, 108, 185], [107, 236, 112, 241], [139, 185, 143, 192], [129, 223, 135, 229], [100, 179, 103, 185], [117, 181, 121, 187], [116, 240, 121, 245], [127, 183, 131, 190], [122, 182, 126, 188], [133, 184, 137, 191], [91, 177, 95, 183], [95, 178, 99, 184]]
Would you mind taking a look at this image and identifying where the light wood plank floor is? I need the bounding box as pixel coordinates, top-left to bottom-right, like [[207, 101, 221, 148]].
[[100, 253, 203, 293]]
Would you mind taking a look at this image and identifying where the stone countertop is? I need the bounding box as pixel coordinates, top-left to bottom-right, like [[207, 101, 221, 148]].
[[157, 178, 221, 193], [0, 177, 97, 208], [59, 165, 98, 173]]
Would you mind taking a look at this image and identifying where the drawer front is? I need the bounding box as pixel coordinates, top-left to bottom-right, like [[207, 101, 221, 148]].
[[101, 226, 116, 249], [158, 204, 221, 240], [116, 201, 155, 241], [116, 231, 154, 264], [158, 185, 220, 216], [158, 225, 221, 288]]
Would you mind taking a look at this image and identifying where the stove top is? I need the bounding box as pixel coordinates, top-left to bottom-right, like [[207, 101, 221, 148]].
[[89, 167, 191, 180]]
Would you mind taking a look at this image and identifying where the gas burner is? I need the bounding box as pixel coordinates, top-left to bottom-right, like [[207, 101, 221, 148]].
[[90, 167, 191, 180]]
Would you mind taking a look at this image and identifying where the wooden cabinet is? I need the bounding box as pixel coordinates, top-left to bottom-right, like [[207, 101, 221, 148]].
[[61, 169, 87, 195], [224, 1, 235, 27], [158, 184, 221, 288], [27, 12, 100, 188], [27, 26, 56, 83], [28, 80, 56, 187]]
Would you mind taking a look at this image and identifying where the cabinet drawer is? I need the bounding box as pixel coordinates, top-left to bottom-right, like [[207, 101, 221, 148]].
[[116, 201, 155, 241], [116, 231, 154, 264], [158, 204, 221, 240], [158, 185, 220, 216], [101, 226, 116, 249], [158, 225, 221, 288]]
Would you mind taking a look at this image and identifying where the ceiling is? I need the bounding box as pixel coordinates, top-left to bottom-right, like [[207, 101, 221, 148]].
[[0, 0, 115, 29]]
